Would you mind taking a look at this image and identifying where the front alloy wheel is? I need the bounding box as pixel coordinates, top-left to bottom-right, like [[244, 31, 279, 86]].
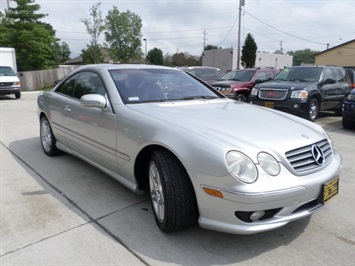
[[149, 160, 165, 223], [305, 98, 319, 122]]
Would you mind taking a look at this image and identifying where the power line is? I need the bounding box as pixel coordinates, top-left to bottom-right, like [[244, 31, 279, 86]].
[[244, 11, 327, 46]]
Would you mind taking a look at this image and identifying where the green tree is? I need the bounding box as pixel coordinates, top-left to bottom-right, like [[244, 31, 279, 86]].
[[170, 52, 200, 67], [105, 7, 143, 63], [0, 0, 59, 71], [241, 33, 258, 68], [81, 2, 105, 64], [81, 44, 104, 64], [204, 44, 219, 50], [59, 41, 71, 63], [52, 41, 71, 64], [288, 49, 319, 66], [146, 48, 164, 65]]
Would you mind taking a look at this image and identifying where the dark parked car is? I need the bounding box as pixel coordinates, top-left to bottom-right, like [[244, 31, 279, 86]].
[[345, 68, 355, 89], [342, 68, 355, 129], [211, 67, 280, 102], [249, 66, 352, 121], [178, 66, 224, 84]]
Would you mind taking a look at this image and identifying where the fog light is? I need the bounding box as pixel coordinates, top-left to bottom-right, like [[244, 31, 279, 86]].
[[293, 104, 299, 109], [250, 211, 265, 221]]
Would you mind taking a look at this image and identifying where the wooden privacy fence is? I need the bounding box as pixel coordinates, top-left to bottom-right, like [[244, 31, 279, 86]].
[[19, 65, 79, 91]]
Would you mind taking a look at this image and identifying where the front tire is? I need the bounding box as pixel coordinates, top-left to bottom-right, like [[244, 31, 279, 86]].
[[40, 116, 61, 156], [304, 98, 319, 122], [149, 149, 198, 233], [342, 117, 354, 129], [235, 94, 247, 102], [15, 91, 21, 99]]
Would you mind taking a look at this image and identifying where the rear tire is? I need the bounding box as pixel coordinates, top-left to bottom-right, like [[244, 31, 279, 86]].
[[149, 149, 198, 233], [40, 116, 61, 156]]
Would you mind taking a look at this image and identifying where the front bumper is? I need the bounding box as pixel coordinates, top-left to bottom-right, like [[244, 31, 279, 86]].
[[189, 150, 342, 234], [343, 101, 355, 122], [249, 97, 309, 117], [0, 86, 21, 95]]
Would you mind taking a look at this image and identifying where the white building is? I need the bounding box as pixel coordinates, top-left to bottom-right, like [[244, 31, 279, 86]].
[[202, 48, 293, 73]]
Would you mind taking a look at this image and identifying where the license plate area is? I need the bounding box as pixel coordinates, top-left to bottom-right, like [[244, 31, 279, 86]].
[[264, 101, 274, 108], [322, 177, 339, 204]]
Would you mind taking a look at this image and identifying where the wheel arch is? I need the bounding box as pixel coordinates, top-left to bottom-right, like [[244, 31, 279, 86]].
[[134, 144, 193, 192]]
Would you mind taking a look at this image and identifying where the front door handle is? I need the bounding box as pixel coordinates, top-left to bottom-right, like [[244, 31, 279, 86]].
[[64, 105, 72, 113]]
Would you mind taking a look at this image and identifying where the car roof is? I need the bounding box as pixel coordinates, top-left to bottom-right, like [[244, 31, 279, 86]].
[[287, 65, 343, 69], [76, 64, 180, 72]]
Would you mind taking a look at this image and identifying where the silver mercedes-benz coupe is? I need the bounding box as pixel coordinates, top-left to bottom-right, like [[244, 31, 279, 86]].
[[37, 64, 342, 234]]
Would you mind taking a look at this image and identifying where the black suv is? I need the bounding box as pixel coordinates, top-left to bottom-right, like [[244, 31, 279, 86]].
[[249, 66, 352, 121], [210, 67, 280, 102]]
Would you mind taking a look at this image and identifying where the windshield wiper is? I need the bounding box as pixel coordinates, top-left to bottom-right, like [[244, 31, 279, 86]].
[[289, 79, 309, 82], [181, 95, 218, 100]]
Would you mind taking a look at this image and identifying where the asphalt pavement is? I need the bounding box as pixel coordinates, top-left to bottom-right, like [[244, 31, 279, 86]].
[[1, 92, 354, 265]]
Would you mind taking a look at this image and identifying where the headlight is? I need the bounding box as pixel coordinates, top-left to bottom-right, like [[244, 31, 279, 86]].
[[251, 88, 258, 96], [346, 94, 355, 101], [257, 152, 280, 176], [226, 151, 258, 183], [291, 90, 308, 99]]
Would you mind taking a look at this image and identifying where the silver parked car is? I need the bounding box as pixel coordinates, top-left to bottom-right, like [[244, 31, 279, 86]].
[[37, 64, 342, 235]]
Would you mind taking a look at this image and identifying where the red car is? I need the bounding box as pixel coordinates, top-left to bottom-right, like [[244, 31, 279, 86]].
[[211, 67, 280, 102]]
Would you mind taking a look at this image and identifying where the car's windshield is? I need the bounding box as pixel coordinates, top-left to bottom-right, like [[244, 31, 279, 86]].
[[0, 66, 16, 76], [220, 70, 255, 81], [109, 68, 221, 103], [275, 67, 322, 82]]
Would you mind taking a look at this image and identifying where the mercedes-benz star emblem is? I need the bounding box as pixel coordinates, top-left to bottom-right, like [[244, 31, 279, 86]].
[[312, 145, 325, 165]]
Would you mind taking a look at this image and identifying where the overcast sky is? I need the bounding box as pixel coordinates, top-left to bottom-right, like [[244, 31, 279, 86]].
[[1, 0, 354, 59]]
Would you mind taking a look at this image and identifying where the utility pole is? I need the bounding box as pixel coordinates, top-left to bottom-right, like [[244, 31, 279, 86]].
[[143, 38, 147, 62], [202, 29, 208, 51], [280, 41, 283, 53], [236, 0, 245, 69]]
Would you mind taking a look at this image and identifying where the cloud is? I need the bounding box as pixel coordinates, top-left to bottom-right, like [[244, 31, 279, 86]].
[[1, 0, 354, 59]]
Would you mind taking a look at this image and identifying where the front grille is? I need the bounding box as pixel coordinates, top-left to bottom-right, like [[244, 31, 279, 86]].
[[0, 82, 14, 87], [259, 89, 288, 100], [285, 139, 333, 173]]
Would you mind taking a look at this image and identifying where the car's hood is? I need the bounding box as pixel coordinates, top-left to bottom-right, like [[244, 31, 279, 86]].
[[0, 75, 20, 82], [211, 80, 251, 87], [128, 99, 326, 157], [257, 80, 317, 90]]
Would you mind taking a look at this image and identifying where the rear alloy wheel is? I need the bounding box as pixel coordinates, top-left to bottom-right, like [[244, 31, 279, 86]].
[[40, 116, 61, 156], [305, 98, 319, 122], [149, 149, 198, 233], [235, 94, 247, 102]]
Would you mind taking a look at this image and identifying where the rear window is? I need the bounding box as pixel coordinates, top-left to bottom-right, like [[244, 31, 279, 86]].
[[221, 70, 255, 81]]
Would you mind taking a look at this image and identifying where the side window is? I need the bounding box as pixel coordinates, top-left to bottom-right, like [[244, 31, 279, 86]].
[[72, 72, 106, 99], [55, 75, 78, 97], [254, 71, 267, 81], [333, 68, 343, 82], [323, 68, 335, 81]]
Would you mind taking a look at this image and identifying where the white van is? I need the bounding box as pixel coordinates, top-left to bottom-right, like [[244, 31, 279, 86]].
[[0, 47, 21, 99]]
